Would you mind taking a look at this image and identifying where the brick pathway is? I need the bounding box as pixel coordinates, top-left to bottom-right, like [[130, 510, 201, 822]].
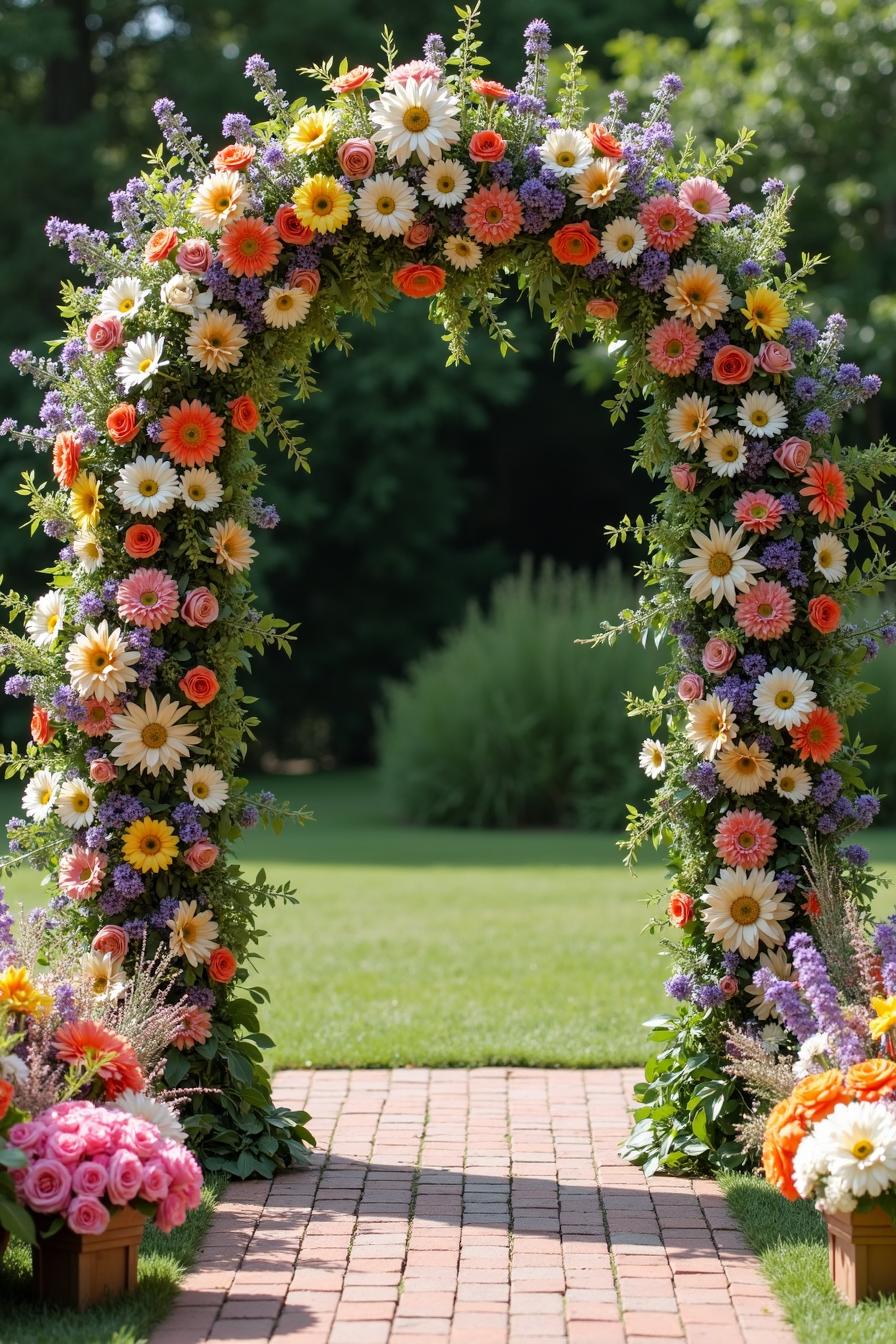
[[151, 1069, 795, 1344]]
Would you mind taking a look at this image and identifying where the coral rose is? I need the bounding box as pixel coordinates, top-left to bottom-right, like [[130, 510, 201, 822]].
[[85, 314, 123, 353], [586, 122, 623, 158], [774, 437, 812, 475], [393, 264, 446, 298], [807, 594, 841, 634], [273, 203, 314, 244], [586, 298, 618, 320], [336, 138, 377, 180], [719, 975, 739, 999], [331, 65, 374, 94], [702, 638, 736, 676], [677, 673, 704, 703], [181, 588, 219, 628], [286, 267, 321, 295], [670, 463, 697, 492], [711, 345, 755, 385], [89, 757, 116, 784], [403, 222, 433, 250], [549, 222, 599, 267], [176, 238, 214, 274], [31, 704, 55, 746], [791, 1069, 849, 1122], [52, 431, 81, 488], [213, 143, 255, 171], [469, 130, 507, 162], [667, 891, 694, 926], [208, 947, 237, 984], [227, 395, 260, 433], [124, 523, 162, 559], [184, 840, 219, 873], [92, 924, 129, 963], [758, 341, 794, 375], [106, 402, 140, 445], [846, 1059, 896, 1102], [179, 665, 220, 707], [471, 78, 511, 100], [145, 227, 179, 263]]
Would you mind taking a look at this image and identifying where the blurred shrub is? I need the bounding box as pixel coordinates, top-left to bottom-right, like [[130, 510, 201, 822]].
[[853, 604, 896, 822], [377, 560, 662, 829]]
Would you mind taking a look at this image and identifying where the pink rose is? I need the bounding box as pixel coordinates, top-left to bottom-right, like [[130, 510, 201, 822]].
[[184, 840, 220, 873], [140, 1159, 171, 1202], [702, 638, 736, 676], [89, 757, 116, 784], [181, 587, 219, 629], [286, 267, 320, 296], [23, 1157, 72, 1213], [155, 1192, 188, 1233], [336, 138, 377, 180], [67, 1195, 110, 1236], [92, 924, 128, 963], [85, 315, 123, 354], [677, 673, 705, 703], [8, 1121, 44, 1153], [774, 436, 812, 475], [46, 1130, 87, 1164], [106, 1149, 143, 1206], [126, 1118, 162, 1161], [80, 1120, 112, 1156], [404, 221, 433, 250], [176, 238, 214, 274], [758, 341, 794, 375], [72, 1161, 108, 1198], [670, 463, 697, 492], [719, 975, 739, 1000], [164, 1147, 202, 1206]]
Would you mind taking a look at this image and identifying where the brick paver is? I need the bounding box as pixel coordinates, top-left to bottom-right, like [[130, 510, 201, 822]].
[[151, 1069, 795, 1344]]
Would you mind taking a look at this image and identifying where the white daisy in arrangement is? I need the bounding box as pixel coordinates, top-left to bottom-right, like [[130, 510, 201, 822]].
[[667, 393, 718, 452], [160, 274, 214, 318], [686, 695, 738, 760], [181, 467, 224, 513], [109, 691, 201, 777], [56, 777, 97, 828], [701, 866, 793, 958], [737, 390, 788, 439], [369, 77, 460, 165], [355, 173, 418, 238], [773, 761, 812, 803], [262, 286, 312, 329], [81, 950, 127, 1003], [186, 309, 247, 375], [191, 170, 247, 231], [814, 1101, 896, 1200], [638, 739, 666, 779], [167, 899, 219, 967], [26, 590, 66, 648], [813, 532, 849, 582], [116, 455, 180, 518], [73, 532, 103, 573], [65, 621, 140, 702], [745, 947, 793, 1022], [114, 1090, 186, 1145], [184, 763, 229, 813], [97, 276, 149, 321], [600, 217, 647, 268], [793, 1032, 834, 1080], [421, 159, 471, 207], [753, 666, 817, 730], [22, 769, 62, 822], [443, 235, 482, 271], [571, 157, 626, 209], [117, 333, 168, 391], [716, 740, 775, 796], [679, 521, 764, 607], [539, 127, 592, 177], [705, 429, 747, 477]]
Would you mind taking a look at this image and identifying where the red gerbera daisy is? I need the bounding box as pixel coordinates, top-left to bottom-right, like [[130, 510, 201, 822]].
[[159, 399, 225, 468], [800, 459, 848, 525], [219, 216, 282, 278], [54, 1019, 145, 1099], [789, 706, 843, 764]]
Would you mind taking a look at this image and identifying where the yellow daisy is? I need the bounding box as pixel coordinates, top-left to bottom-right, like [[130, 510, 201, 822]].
[[740, 286, 789, 340], [292, 174, 352, 234], [0, 965, 53, 1018], [286, 108, 336, 156], [122, 815, 179, 874], [70, 471, 103, 530]]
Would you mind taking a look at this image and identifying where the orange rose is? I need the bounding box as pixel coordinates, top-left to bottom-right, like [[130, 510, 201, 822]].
[[330, 65, 374, 95], [106, 402, 140, 445], [227, 395, 260, 433], [549, 222, 599, 267], [469, 130, 507, 163], [403, 222, 433, 251], [30, 704, 55, 746], [762, 1096, 807, 1200], [470, 78, 511, 100], [846, 1059, 896, 1102], [393, 264, 446, 299], [178, 665, 220, 708], [791, 1069, 849, 1123], [286, 267, 321, 295], [667, 891, 694, 927], [586, 122, 623, 158], [52, 431, 81, 488], [586, 298, 618, 320], [208, 947, 237, 983], [145, 227, 179, 263], [711, 345, 755, 385], [0, 1078, 12, 1121], [274, 204, 314, 245], [213, 144, 256, 172], [807, 595, 841, 634], [761, 1134, 800, 1201], [124, 524, 162, 560]]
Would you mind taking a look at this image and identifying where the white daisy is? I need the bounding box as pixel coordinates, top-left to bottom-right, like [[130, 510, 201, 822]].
[[745, 947, 793, 1021], [22, 769, 62, 822], [667, 393, 718, 453], [686, 695, 738, 760], [82, 950, 127, 1003], [816, 1101, 896, 1200], [753, 666, 817, 730], [114, 1089, 186, 1144], [370, 77, 461, 166], [638, 739, 666, 779], [813, 532, 848, 583], [737, 390, 788, 439], [705, 429, 747, 477], [600, 217, 647, 268], [109, 691, 201, 777], [262, 286, 312, 329], [117, 334, 168, 391], [773, 761, 812, 803], [793, 1032, 834, 1080], [65, 621, 140, 702], [73, 532, 103, 573], [571, 157, 626, 209], [57, 777, 97, 828], [355, 173, 418, 238], [115, 455, 180, 518], [97, 277, 150, 321], [191, 170, 248, 232], [443, 235, 482, 271], [181, 467, 224, 513], [26, 590, 66, 648], [184, 763, 229, 813], [539, 127, 592, 177], [160, 274, 214, 318], [679, 522, 764, 607], [701, 866, 793, 958], [421, 159, 471, 207]]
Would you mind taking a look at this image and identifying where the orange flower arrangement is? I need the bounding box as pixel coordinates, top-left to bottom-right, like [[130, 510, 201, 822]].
[[791, 1068, 850, 1122], [54, 1019, 145, 1098], [106, 402, 140, 445], [124, 523, 162, 559], [0, 1078, 12, 1121], [807, 594, 841, 634], [227, 395, 260, 433], [30, 703, 55, 746], [762, 1096, 807, 1200], [159, 399, 226, 467], [145, 227, 179, 262], [219, 216, 282, 278], [208, 947, 238, 983]]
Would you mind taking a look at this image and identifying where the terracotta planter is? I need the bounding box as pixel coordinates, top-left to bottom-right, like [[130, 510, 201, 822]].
[[826, 1205, 896, 1304], [32, 1206, 146, 1310]]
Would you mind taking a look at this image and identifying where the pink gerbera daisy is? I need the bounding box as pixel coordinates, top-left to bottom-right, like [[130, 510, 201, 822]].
[[733, 490, 785, 535], [678, 176, 730, 223], [463, 184, 523, 246], [173, 1005, 213, 1051], [734, 580, 796, 641], [638, 194, 697, 253], [714, 808, 777, 868], [646, 318, 702, 376], [58, 844, 108, 900], [116, 568, 180, 630], [79, 697, 122, 737]]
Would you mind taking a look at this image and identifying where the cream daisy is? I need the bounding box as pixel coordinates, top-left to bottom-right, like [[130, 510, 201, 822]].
[[114, 1090, 186, 1145], [370, 77, 461, 165], [109, 691, 200, 777], [702, 866, 793, 958], [181, 466, 224, 512], [286, 107, 336, 156], [443, 235, 482, 271], [167, 899, 219, 966], [73, 532, 103, 573], [773, 761, 813, 803], [753, 666, 817, 730], [816, 1102, 896, 1200], [26, 590, 66, 648], [116, 455, 180, 518], [356, 173, 418, 238], [97, 276, 149, 321], [737, 390, 788, 439], [56, 777, 97, 828], [82, 950, 127, 1003], [746, 948, 793, 1021], [571, 157, 626, 209], [664, 260, 731, 329], [679, 522, 764, 607], [686, 695, 738, 760], [117, 333, 168, 391], [716, 740, 775, 796], [184, 763, 229, 813], [186, 308, 247, 375], [22, 769, 62, 822], [65, 620, 140, 702], [813, 532, 849, 582], [262, 286, 313, 329], [667, 393, 718, 453], [601, 217, 647, 268], [705, 429, 747, 477], [538, 127, 592, 177], [209, 518, 257, 574], [421, 159, 471, 206], [638, 739, 666, 779], [191, 170, 247, 231]]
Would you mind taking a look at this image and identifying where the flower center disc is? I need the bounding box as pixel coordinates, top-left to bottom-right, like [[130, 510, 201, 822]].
[[709, 553, 733, 576], [731, 895, 760, 925], [139, 480, 158, 496], [141, 723, 168, 748], [737, 831, 755, 850], [852, 1138, 874, 1160], [775, 690, 795, 709], [403, 107, 430, 132]]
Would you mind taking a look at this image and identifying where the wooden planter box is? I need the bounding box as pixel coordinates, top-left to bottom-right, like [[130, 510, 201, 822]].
[[827, 1205, 896, 1304], [32, 1207, 146, 1310]]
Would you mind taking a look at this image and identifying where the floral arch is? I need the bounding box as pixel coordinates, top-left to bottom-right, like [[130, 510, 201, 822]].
[[3, 9, 893, 1179]]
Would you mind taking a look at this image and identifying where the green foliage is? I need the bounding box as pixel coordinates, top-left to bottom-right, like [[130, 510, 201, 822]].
[[377, 560, 662, 828]]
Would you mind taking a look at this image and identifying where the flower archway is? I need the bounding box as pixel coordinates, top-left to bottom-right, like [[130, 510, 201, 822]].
[[4, 8, 892, 1179]]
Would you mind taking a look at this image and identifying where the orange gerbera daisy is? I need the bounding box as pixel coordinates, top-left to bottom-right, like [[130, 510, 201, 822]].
[[54, 1019, 145, 1099], [463, 184, 523, 246], [789, 706, 842, 764], [800, 459, 848, 525], [159, 400, 226, 468], [219, 215, 282, 278]]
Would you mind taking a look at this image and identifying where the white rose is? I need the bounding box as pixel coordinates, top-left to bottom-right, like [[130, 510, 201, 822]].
[[161, 274, 213, 317]]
